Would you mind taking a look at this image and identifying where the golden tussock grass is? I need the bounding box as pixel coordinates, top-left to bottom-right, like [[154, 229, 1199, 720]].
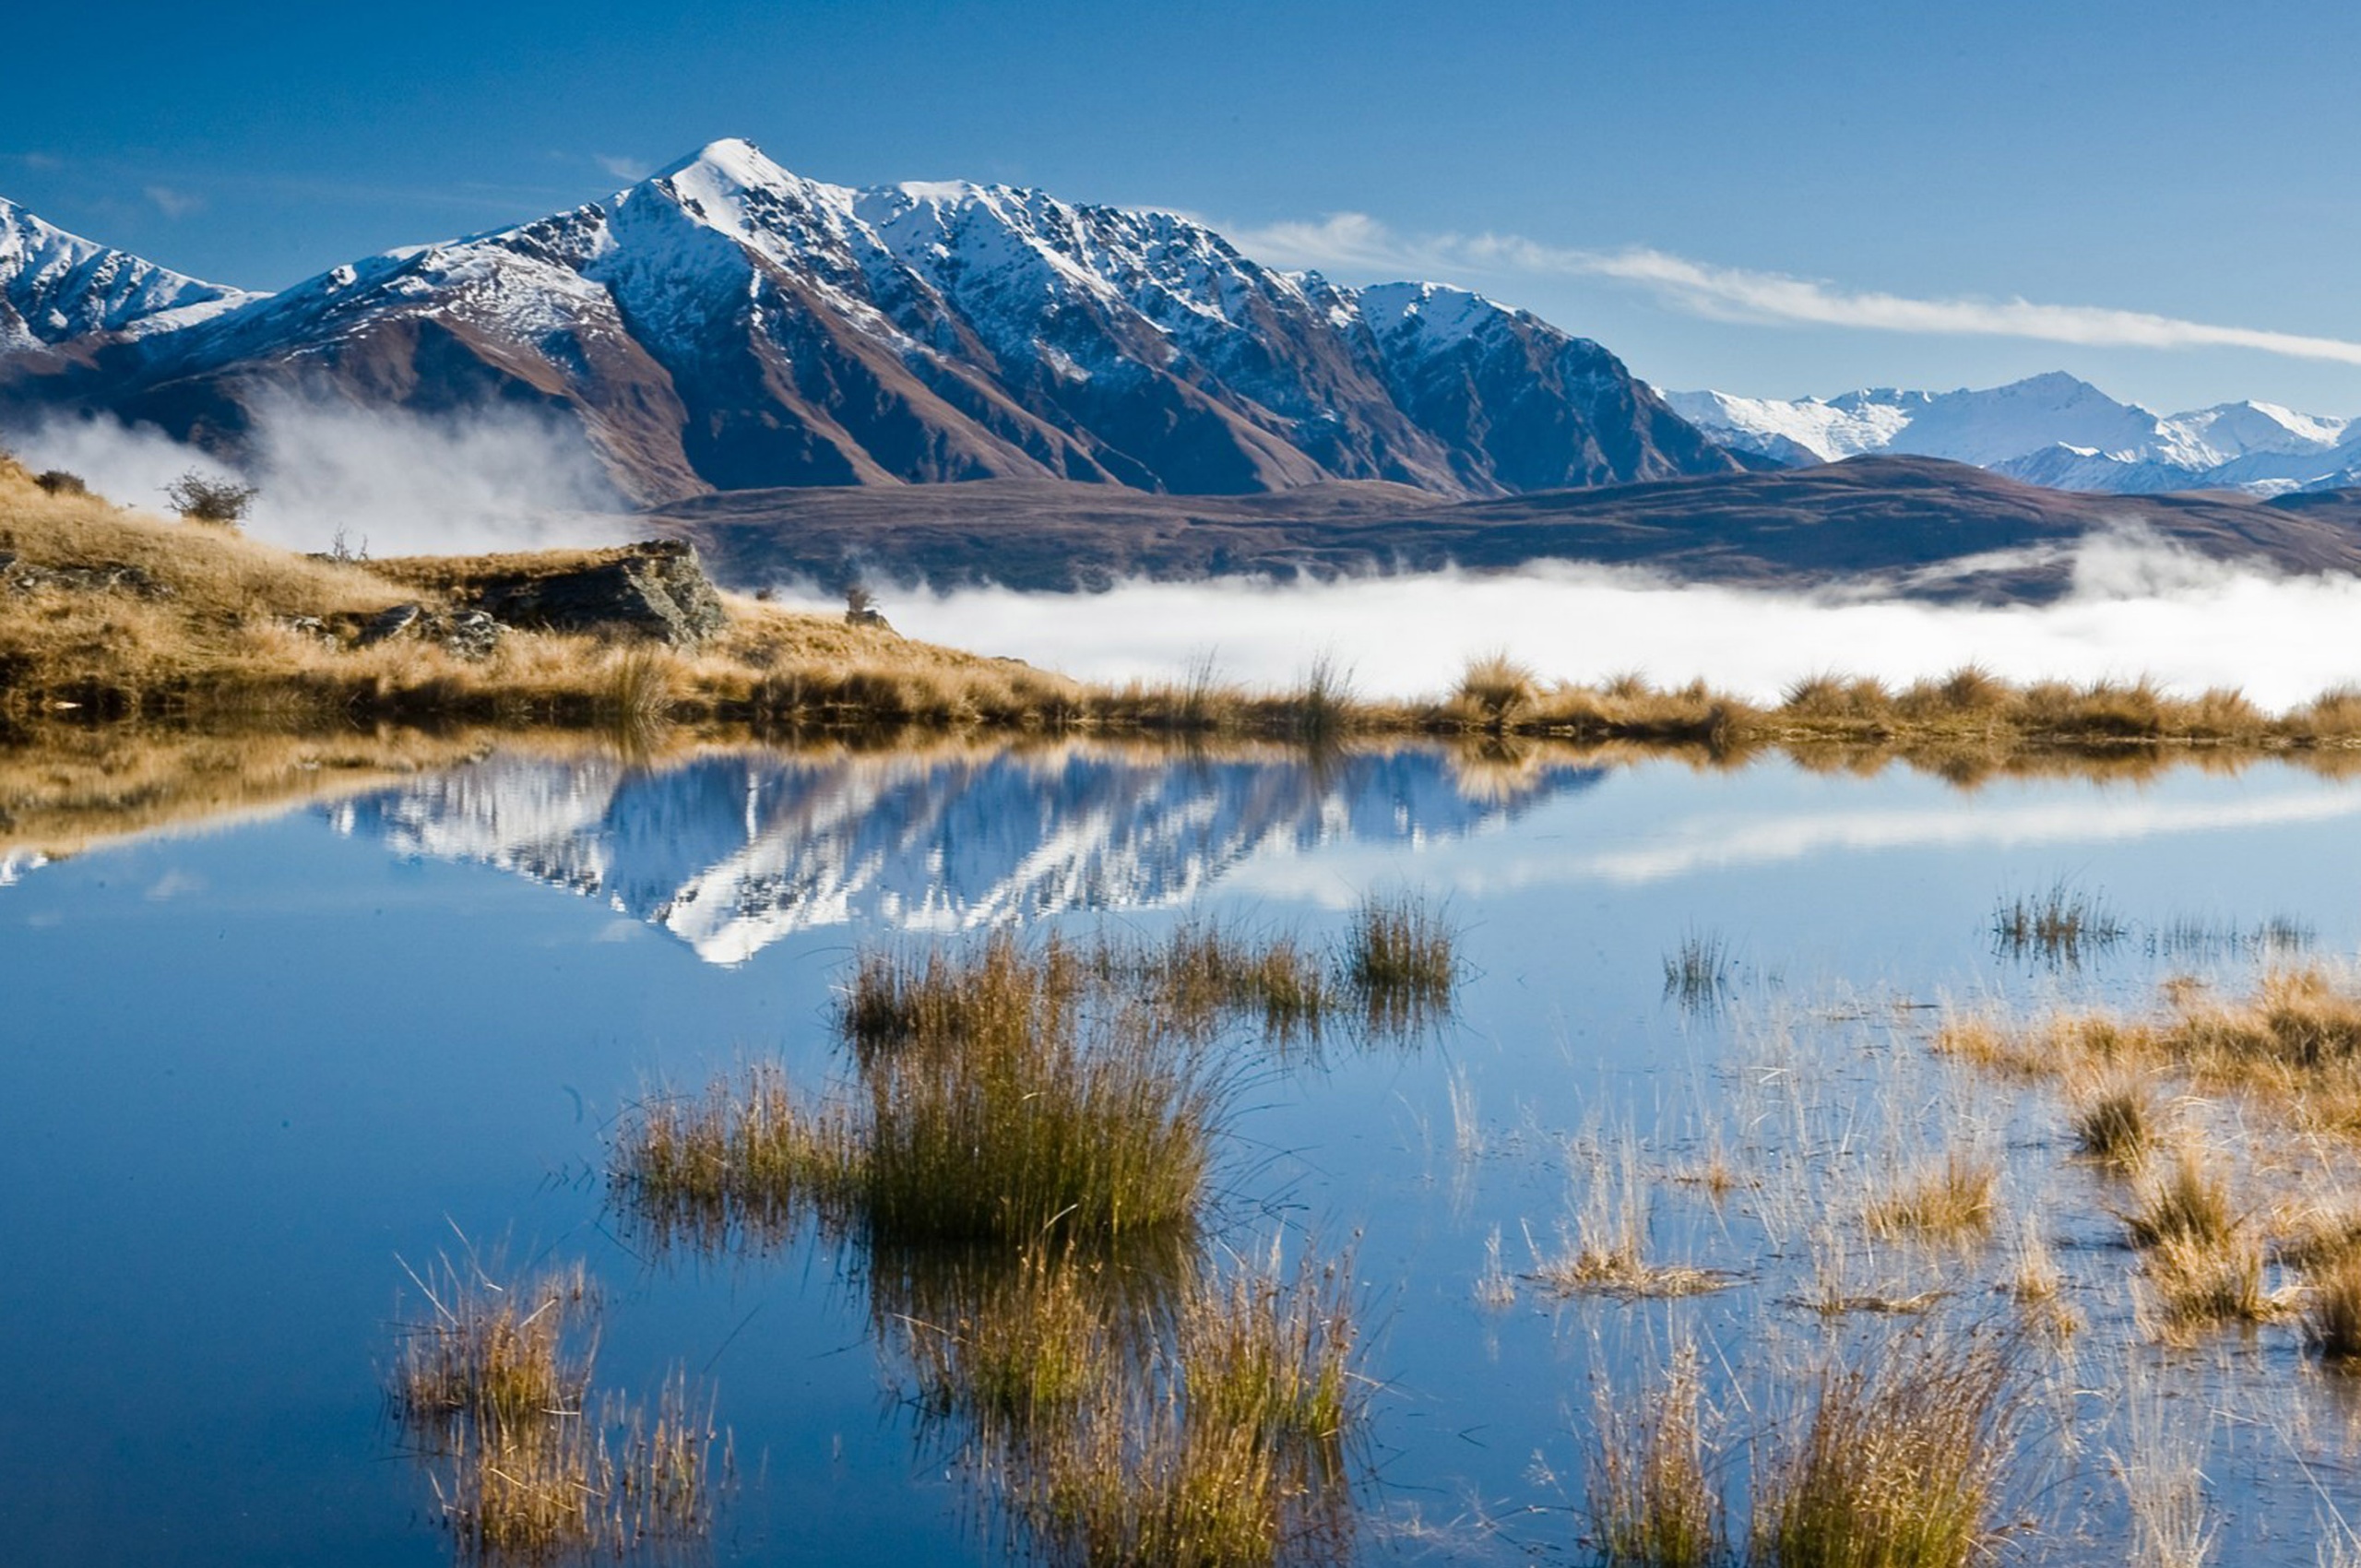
[[2303, 1249, 2361, 1361], [1864, 1151, 2001, 1244], [18, 469, 2361, 765], [1585, 1342, 1725, 1568], [388, 1256, 723, 1563], [1948, 968, 2361, 1145], [1748, 1330, 2023, 1568], [2065, 1067, 2161, 1169]]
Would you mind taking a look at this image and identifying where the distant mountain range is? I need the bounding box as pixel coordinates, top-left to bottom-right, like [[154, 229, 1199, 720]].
[[1667, 373, 2361, 496], [10, 143, 2361, 596], [0, 139, 1738, 504]]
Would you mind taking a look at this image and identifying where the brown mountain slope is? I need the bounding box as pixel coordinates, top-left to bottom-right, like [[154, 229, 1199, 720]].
[[650, 456, 2361, 602]]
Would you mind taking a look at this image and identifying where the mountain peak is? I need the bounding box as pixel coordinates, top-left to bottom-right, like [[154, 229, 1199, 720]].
[[652, 137, 787, 189], [0, 195, 257, 350]]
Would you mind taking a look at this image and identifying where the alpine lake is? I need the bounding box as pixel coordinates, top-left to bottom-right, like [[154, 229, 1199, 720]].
[[7, 724, 2361, 1567]]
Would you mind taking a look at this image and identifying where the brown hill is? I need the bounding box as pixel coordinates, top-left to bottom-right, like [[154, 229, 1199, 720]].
[[652, 456, 2361, 603]]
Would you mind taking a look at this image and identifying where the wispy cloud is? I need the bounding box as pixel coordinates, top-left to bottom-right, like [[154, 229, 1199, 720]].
[[595, 153, 652, 182], [142, 184, 203, 218], [1228, 211, 2361, 368]]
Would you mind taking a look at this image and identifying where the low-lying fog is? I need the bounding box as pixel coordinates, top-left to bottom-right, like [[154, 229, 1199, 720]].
[[14, 406, 2361, 709], [842, 529, 2361, 710]]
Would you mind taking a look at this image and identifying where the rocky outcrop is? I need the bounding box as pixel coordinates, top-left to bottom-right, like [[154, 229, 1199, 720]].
[[459, 540, 727, 645], [1, 553, 171, 598], [354, 601, 503, 659]]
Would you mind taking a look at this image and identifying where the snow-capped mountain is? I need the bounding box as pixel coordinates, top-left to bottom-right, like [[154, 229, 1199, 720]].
[[1667, 374, 2361, 496], [325, 742, 1602, 966], [0, 139, 1738, 503], [0, 198, 259, 353]]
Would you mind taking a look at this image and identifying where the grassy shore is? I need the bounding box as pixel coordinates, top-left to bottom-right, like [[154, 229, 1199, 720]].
[[10, 461, 2361, 760]]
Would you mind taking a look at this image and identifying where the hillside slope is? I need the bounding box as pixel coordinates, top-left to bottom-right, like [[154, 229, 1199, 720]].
[[652, 455, 2361, 602]]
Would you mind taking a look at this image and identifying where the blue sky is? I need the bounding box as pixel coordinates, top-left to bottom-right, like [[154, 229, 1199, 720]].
[[11, 0, 2361, 414]]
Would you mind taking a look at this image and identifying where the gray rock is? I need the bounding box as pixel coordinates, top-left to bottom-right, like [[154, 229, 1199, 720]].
[[5, 558, 170, 598], [358, 602, 425, 647], [471, 540, 727, 646], [443, 610, 502, 660], [845, 606, 892, 631]]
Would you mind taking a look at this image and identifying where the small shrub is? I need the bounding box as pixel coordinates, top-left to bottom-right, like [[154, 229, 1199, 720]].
[[163, 469, 256, 526], [32, 469, 87, 496]]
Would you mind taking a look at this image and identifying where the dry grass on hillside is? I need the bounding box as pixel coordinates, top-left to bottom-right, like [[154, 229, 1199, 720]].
[[12, 460, 2361, 763]]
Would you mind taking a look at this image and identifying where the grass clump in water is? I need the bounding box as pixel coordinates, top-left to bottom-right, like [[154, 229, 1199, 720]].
[[1864, 1151, 2000, 1243], [1586, 1343, 1726, 1567], [2304, 1250, 2361, 1362], [1662, 927, 1733, 1015], [1749, 1330, 2022, 1568], [860, 996, 1215, 1247], [388, 1257, 723, 1563], [2067, 1070, 2159, 1168], [610, 1064, 859, 1253], [617, 932, 1221, 1253], [1013, 1242, 1364, 1568], [1342, 891, 1457, 1030], [2123, 1144, 2236, 1251], [1991, 879, 2127, 966]]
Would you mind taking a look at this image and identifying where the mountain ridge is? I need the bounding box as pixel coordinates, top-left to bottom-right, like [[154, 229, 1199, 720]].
[[1668, 374, 2361, 496], [0, 139, 1740, 505]]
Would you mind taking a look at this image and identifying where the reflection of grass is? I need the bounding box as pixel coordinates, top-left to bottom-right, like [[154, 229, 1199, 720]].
[[388, 1257, 721, 1564], [1661, 928, 1732, 1013]]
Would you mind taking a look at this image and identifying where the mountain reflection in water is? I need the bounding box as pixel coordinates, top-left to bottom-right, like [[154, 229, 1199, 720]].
[[323, 742, 1604, 963]]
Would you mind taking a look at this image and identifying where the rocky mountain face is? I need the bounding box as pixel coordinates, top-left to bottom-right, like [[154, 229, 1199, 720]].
[[0, 197, 258, 354], [1668, 373, 2361, 496], [0, 141, 1740, 504]]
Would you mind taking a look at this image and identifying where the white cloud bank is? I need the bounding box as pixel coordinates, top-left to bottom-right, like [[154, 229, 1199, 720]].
[[841, 533, 2361, 714], [6, 398, 634, 557], [1232, 213, 2361, 368]]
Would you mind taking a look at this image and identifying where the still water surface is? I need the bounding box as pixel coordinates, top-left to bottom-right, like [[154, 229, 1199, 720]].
[[6, 740, 2359, 1564]]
